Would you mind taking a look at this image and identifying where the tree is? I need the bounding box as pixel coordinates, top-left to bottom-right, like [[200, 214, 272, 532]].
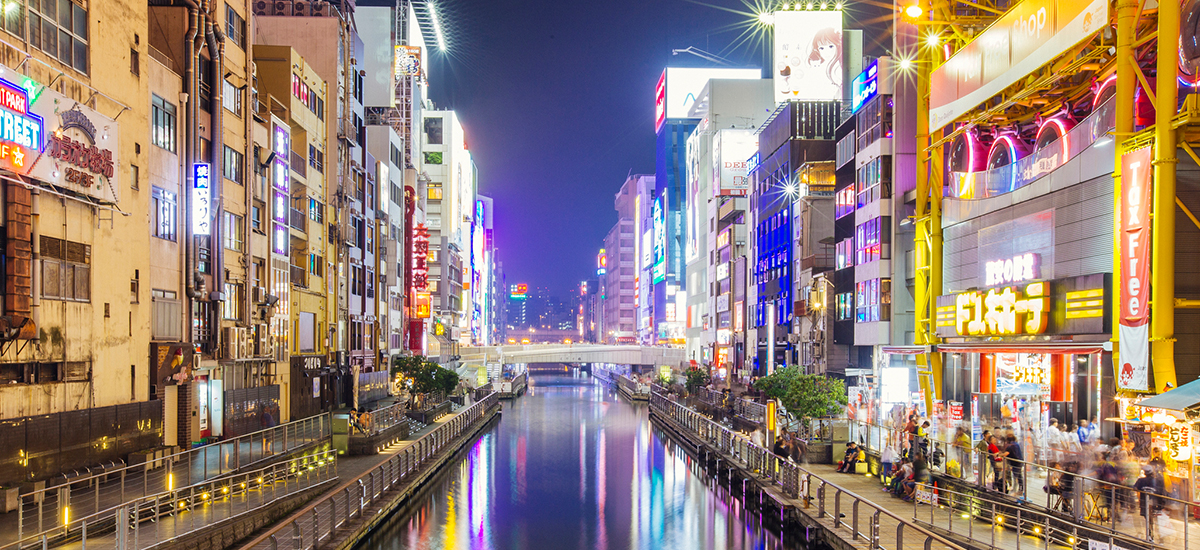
[[390, 355, 460, 395], [753, 366, 848, 419], [685, 368, 711, 392]]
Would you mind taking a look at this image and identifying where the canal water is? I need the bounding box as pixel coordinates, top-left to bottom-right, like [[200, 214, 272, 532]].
[[356, 371, 801, 550]]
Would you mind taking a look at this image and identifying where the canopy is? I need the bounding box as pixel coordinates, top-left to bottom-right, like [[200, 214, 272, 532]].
[[1137, 377, 1200, 412]]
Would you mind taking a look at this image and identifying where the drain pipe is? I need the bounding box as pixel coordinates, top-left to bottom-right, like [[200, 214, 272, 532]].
[[30, 188, 39, 336], [204, 2, 226, 353]]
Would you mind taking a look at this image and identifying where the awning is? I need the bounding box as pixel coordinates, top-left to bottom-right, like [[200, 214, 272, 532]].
[[936, 341, 1107, 355], [1137, 378, 1200, 412], [881, 346, 929, 355]]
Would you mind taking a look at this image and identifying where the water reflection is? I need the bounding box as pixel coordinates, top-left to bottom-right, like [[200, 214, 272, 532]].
[[357, 371, 797, 550]]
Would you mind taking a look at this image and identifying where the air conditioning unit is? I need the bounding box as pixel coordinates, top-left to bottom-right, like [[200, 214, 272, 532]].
[[224, 327, 242, 360], [256, 325, 273, 356], [240, 329, 253, 359]]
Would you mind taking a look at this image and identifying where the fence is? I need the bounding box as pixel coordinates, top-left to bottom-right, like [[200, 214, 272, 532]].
[[244, 392, 500, 550], [359, 402, 407, 437], [7, 412, 330, 546], [0, 400, 163, 487], [0, 450, 337, 550], [616, 375, 649, 399], [847, 418, 1198, 549], [649, 391, 966, 550]]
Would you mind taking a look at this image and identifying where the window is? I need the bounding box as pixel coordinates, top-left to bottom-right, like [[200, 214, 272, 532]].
[[130, 47, 139, 76], [41, 236, 90, 302], [350, 265, 363, 296], [428, 184, 442, 200], [151, 289, 181, 341], [222, 79, 242, 116], [225, 3, 246, 50], [366, 268, 375, 298], [854, 217, 890, 265], [308, 145, 324, 173], [223, 146, 243, 184], [424, 118, 443, 145], [835, 238, 853, 270], [423, 151, 443, 165], [251, 204, 263, 233], [836, 292, 854, 321], [308, 198, 323, 223], [223, 283, 242, 320], [151, 187, 177, 241], [222, 211, 243, 251], [151, 95, 176, 151], [390, 144, 402, 167], [855, 278, 891, 322], [855, 157, 891, 207], [28, 0, 88, 73], [308, 253, 323, 277], [835, 186, 855, 218], [130, 164, 139, 190], [198, 56, 212, 111], [390, 183, 402, 206]]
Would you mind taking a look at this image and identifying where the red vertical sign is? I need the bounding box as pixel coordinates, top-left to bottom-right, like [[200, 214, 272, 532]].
[[654, 70, 666, 133], [1118, 147, 1152, 391]]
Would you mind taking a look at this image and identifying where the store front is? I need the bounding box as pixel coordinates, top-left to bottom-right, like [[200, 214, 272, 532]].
[[932, 273, 1112, 452], [1127, 380, 1200, 509]]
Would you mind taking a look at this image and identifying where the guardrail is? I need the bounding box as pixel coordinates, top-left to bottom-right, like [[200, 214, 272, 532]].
[[7, 412, 330, 546], [1, 450, 337, 550], [359, 402, 408, 437], [649, 392, 967, 550], [616, 375, 649, 399], [846, 418, 1198, 548], [245, 392, 499, 550]]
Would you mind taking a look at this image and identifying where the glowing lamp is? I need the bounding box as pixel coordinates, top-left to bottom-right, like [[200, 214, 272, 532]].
[[904, 4, 923, 18]]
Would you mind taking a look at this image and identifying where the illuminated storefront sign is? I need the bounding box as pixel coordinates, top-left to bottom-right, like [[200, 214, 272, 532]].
[[1118, 147, 1152, 392], [851, 58, 892, 114], [654, 71, 666, 132], [953, 283, 1048, 336], [597, 249, 607, 275], [715, 129, 756, 196], [0, 78, 41, 176], [510, 283, 528, 300], [935, 273, 1110, 338], [411, 223, 430, 318], [192, 163, 212, 235], [984, 253, 1040, 286], [652, 195, 666, 284], [271, 123, 290, 255]]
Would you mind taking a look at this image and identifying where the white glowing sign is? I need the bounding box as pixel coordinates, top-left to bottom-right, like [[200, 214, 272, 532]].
[[192, 163, 212, 235], [984, 253, 1039, 287]]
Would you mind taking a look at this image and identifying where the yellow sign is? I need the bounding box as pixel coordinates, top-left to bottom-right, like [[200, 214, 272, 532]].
[[955, 282, 1049, 336]]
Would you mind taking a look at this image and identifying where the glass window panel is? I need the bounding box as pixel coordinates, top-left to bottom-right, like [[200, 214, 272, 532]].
[[29, 13, 41, 49], [73, 38, 86, 73], [64, 263, 75, 300], [41, 0, 55, 23], [43, 262, 60, 298], [72, 3, 84, 38], [57, 0, 68, 25], [58, 29, 71, 65], [42, 19, 56, 55], [76, 265, 89, 301]]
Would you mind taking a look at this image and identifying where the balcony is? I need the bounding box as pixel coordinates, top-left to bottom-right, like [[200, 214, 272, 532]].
[[802, 246, 835, 273], [290, 151, 307, 177], [290, 208, 307, 233], [290, 264, 307, 287]]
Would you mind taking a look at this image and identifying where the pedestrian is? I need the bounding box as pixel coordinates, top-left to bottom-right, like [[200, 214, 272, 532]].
[[1077, 419, 1091, 447], [1004, 434, 1025, 496], [773, 436, 789, 459], [953, 427, 970, 479], [988, 434, 1006, 492], [974, 430, 992, 486], [751, 426, 765, 449]]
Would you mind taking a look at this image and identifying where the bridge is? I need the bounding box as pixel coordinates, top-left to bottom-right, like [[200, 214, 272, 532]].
[[458, 344, 686, 368]]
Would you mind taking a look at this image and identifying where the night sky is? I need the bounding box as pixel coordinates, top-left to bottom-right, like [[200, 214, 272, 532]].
[[422, 0, 888, 296]]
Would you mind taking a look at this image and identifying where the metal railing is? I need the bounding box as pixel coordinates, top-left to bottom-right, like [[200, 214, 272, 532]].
[[650, 392, 967, 550], [7, 412, 330, 547], [245, 392, 499, 550], [616, 375, 649, 398], [1, 450, 337, 550], [357, 402, 408, 437], [847, 418, 1199, 549]]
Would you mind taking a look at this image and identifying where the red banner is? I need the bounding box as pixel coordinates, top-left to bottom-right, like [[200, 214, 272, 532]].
[[1118, 147, 1152, 391]]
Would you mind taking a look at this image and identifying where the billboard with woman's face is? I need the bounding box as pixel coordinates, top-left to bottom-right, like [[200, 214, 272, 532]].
[[773, 10, 843, 103]]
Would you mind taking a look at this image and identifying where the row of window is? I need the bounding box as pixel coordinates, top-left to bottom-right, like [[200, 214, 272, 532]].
[[834, 278, 892, 323], [291, 74, 325, 120]]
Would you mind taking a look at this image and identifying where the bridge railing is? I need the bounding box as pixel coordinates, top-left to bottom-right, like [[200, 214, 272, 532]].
[[649, 391, 967, 550], [243, 392, 500, 550]]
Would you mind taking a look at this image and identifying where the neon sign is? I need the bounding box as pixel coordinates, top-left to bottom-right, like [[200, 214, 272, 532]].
[[192, 163, 212, 235], [850, 60, 879, 114], [0, 78, 42, 172], [411, 223, 430, 319], [954, 282, 1049, 336]]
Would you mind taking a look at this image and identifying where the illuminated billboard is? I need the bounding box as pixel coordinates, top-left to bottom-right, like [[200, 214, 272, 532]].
[[597, 249, 607, 275], [773, 10, 843, 103], [657, 67, 759, 130], [714, 129, 757, 196], [652, 195, 666, 284], [510, 283, 528, 300]]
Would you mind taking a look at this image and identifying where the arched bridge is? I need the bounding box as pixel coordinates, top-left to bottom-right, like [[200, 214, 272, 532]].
[[459, 344, 686, 368]]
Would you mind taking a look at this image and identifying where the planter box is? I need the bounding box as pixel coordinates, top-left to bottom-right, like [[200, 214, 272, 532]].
[[20, 481, 44, 504], [0, 487, 17, 513]]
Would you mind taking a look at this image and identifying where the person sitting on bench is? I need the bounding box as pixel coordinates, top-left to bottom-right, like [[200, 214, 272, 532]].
[[838, 442, 863, 473]]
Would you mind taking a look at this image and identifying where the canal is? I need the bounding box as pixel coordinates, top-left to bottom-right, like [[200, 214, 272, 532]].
[[356, 371, 800, 550]]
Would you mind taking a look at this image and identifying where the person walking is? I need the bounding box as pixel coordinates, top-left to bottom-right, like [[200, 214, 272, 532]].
[[988, 434, 1007, 492], [1004, 434, 1025, 497], [975, 430, 992, 486], [953, 427, 971, 479]]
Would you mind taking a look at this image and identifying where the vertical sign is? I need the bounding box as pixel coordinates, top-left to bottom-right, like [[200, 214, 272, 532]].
[[1118, 147, 1152, 392], [411, 223, 431, 318], [654, 70, 666, 132], [192, 163, 212, 235], [271, 124, 290, 256]]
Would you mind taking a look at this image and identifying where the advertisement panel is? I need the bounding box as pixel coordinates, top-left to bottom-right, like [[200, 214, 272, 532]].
[[850, 57, 892, 114], [714, 129, 756, 196], [928, 0, 1107, 130], [1118, 147, 1152, 392], [394, 45, 422, 79], [658, 67, 760, 130], [192, 163, 212, 235], [773, 10, 843, 103], [652, 195, 666, 284]]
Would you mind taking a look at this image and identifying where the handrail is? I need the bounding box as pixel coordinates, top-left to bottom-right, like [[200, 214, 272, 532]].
[[242, 392, 500, 550], [847, 417, 1197, 543], [8, 412, 331, 545], [0, 449, 337, 550], [649, 391, 968, 550]]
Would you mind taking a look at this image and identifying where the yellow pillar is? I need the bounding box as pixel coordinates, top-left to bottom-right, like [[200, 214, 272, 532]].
[[1151, 0, 1180, 394], [914, 0, 943, 416], [1112, 0, 1136, 360]]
